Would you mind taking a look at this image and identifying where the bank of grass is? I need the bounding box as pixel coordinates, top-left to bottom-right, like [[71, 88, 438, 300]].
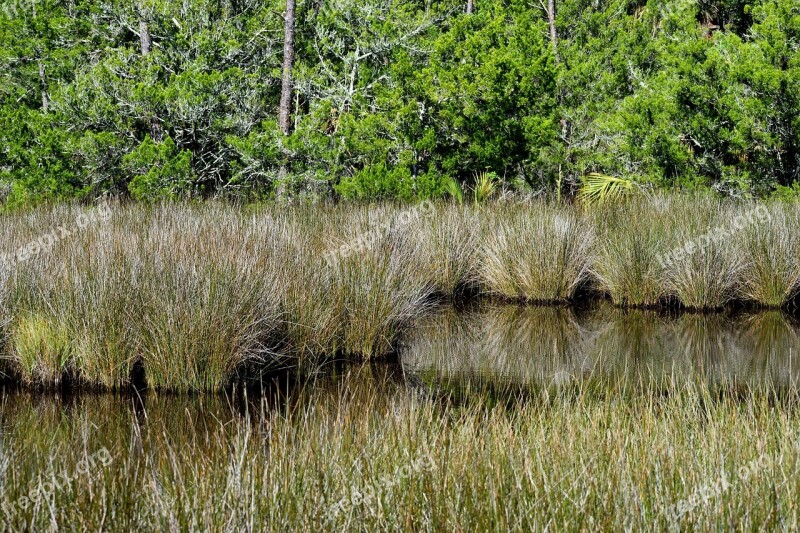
[[2, 370, 800, 530], [739, 203, 800, 307], [591, 198, 672, 307], [2, 196, 800, 391], [663, 198, 743, 310], [481, 204, 593, 302], [0, 203, 438, 391]]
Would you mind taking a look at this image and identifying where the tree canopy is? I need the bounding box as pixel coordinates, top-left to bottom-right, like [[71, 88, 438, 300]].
[[0, 0, 798, 204]]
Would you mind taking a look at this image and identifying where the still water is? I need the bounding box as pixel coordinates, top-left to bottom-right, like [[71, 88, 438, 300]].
[[3, 303, 800, 419], [2, 303, 799, 528], [402, 303, 800, 393]]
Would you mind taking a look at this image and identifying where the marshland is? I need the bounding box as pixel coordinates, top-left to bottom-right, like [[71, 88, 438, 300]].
[[5, 0, 800, 528], [1, 195, 798, 392], [2, 196, 800, 529]]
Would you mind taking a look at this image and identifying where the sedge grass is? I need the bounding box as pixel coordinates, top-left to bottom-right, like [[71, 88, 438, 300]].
[[328, 207, 435, 358], [3, 370, 800, 530], [481, 203, 594, 303], [738, 203, 800, 307], [418, 204, 480, 296], [661, 198, 743, 310], [591, 196, 672, 307], [1, 197, 800, 391]]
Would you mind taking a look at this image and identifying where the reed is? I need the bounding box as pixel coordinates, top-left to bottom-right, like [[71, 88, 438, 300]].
[[3, 370, 800, 530], [481, 203, 594, 302], [738, 203, 800, 307], [418, 204, 480, 296], [2, 196, 800, 391], [592, 196, 672, 307], [661, 198, 742, 309]]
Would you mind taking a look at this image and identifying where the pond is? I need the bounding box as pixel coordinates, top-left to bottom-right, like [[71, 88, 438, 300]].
[[402, 303, 800, 394], [3, 303, 800, 529]]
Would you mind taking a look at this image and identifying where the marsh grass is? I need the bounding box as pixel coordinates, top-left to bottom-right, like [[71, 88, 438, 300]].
[[481, 203, 593, 302], [592, 197, 672, 307], [3, 370, 800, 530], [739, 203, 800, 307], [2, 197, 800, 391], [11, 312, 72, 385], [0, 203, 444, 390], [134, 207, 288, 391], [330, 209, 435, 358], [419, 204, 480, 296], [662, 199, 743, 310]]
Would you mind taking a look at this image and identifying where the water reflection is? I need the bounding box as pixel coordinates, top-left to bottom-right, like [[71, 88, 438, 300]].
[[401, 304, 800, 392], [3, 304, 800, 441], [0, 363, 409, 473]]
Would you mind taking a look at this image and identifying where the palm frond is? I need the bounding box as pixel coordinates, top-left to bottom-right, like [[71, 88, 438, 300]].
[[473, 171, 497, 204], [578, 173, 634, 206], [444, 176, 464, 205]]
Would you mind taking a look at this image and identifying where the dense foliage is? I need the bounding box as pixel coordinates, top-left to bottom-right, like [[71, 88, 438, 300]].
[[0, 0, 798, 203]]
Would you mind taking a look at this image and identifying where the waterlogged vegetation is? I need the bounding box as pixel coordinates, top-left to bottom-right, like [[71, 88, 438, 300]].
[[4, 350, 800, 530], [2, 196, 800, 528], [404, 304, 800, 392], [3, 0, 800, 528], [0, 196, 799, 391]]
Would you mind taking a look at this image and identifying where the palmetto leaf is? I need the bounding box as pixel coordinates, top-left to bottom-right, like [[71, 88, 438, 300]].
[[473, 171, 497, 204], [578, 173, 634, 206], [444, 176, 464, 205]]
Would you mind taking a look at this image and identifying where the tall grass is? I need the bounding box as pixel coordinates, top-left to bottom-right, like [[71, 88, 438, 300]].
[[592, 197, 672, 307], [481, 203, 594, 302], [662, 198, 742, 309], [0, 203, 437, 390], [419, 204, 480, 296], [7, 207, 137, 387], [328, 206, 434, 357], [2, 196, 800, 391], [739, 203, 800, 307], [3, 370, 800, 530], [133, 206, 284, 391]]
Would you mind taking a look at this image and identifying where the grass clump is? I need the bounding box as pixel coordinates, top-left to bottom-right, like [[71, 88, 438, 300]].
[[329, 208, 434, 358], [3, 196, 800, 391], [592, 197, 671, 307], [134, 206, 284, 392], [481, 203, 593, 303], [738, 203, 800, 307], [661, 199, 742, 310], [10, 313, 72, 385], [419, 204, 480, 296]]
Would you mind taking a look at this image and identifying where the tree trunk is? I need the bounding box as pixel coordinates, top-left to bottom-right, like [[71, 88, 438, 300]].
[[547, 0, 559, 63], [279, 0, 296, 136], [466, 0, 473, 14], [139, 21, 152, 55], [38, 60, 48, 113], [139, 20, 162, 141]]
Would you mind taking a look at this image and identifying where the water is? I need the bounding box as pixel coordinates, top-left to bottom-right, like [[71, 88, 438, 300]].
[[3, 304, 800, 528], [402, 303, 800, 394], [4, 303, 800, 426]]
